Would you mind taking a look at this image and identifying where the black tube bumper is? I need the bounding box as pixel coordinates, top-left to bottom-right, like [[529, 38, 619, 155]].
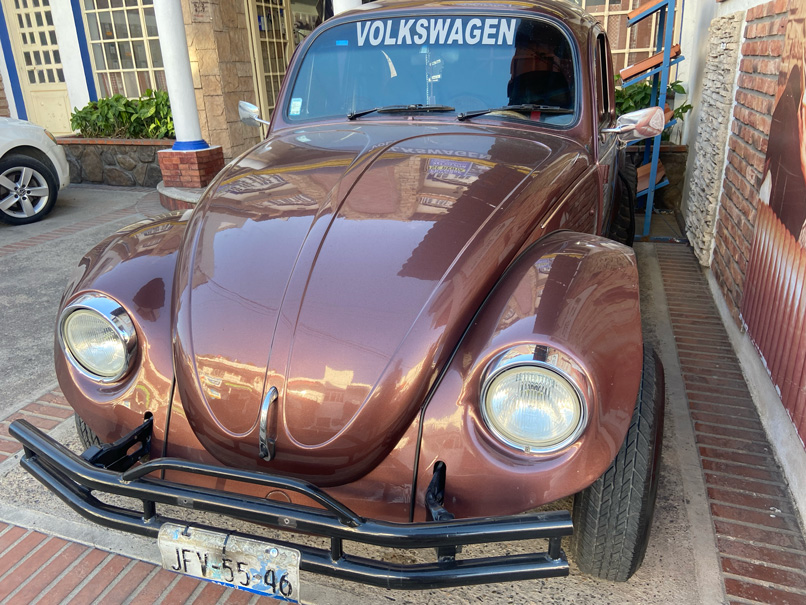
[[9, 419, 573, 589]]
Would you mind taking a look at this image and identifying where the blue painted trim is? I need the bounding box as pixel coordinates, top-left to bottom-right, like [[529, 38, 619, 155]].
[[0, 3, 26, 119], [71, 0, 97, 101], [173, 139, 210, 151]]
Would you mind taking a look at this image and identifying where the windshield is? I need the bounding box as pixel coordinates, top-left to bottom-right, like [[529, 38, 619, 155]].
[[287, 16, 577, 125]]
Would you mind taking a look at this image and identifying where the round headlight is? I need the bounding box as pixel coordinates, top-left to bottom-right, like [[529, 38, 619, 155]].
[[59, 294, 136, 382], [482, 364, 585, 453]]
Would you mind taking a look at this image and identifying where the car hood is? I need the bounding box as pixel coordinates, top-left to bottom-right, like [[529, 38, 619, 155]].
[[173, 124, 587, 484]]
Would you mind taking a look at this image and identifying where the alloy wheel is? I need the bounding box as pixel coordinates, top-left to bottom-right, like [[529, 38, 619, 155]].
[[0, 166, 50, 219]]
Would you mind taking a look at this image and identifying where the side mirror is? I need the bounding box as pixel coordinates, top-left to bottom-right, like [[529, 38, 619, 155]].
[[239, 101, 270, 127], [602, 106, 666, 142]]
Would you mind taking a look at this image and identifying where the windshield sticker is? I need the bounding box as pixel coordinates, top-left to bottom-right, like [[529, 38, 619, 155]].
[[290, 98, 303, 116], [356, 18, 516, 47], [426, 158, 491, 186], [428, 158, 474, 177]]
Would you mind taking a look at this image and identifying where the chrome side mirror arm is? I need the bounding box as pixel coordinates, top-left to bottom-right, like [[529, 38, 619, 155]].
[[239, 101, 270, 127]]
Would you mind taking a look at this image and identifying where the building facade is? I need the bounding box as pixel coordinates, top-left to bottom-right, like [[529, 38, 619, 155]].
[[0, 0, 336, 159]]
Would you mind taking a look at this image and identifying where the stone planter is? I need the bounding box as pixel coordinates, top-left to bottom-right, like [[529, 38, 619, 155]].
[[57, 136, 173, 188]]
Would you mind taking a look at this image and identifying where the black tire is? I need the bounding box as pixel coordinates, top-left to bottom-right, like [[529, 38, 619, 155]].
[[75, 414, 102, 450], [0, 153, 59, 225], [571, 346, 664, 581], [609, 156, 637, 246]]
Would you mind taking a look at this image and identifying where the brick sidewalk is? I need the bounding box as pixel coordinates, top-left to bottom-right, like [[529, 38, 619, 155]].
[[0, 206, 140, 259], [657, 244, 806, 604], [0, 523, 266, 604], [0, 390, 74, 463]]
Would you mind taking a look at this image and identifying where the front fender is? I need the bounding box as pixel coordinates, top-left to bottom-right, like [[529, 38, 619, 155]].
[[414, 231, 642, 519], [55, 211, 192, 449]]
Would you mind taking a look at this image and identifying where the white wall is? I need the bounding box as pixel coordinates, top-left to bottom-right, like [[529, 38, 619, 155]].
[[676, 0, 719, 146], [50, 0, 90, 112], [0, 32, 19, 118], [332, 0, 363, 16]]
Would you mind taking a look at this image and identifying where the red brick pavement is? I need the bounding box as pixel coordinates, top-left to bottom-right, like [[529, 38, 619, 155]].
[[0, 206, 141, 259], [0, 523, 286, 604], [0, 389, 74, 463], [657, 244, 806, 604]]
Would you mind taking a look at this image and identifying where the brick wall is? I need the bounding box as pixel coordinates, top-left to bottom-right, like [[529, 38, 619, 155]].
[[712, 0, 788, 324], [0, 75, 10, 118], [685, 14, 743, 266], [158, 146, 225, 189], [182, 0, 261, 161]]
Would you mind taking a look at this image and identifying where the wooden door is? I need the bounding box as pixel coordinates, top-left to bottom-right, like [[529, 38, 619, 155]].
[[3, 0, 71, 134]]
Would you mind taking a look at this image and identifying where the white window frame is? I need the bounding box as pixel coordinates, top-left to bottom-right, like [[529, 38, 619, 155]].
[[79, 0, 166, 99]]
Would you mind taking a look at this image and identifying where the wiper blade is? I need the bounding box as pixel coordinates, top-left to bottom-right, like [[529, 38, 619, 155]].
[[457, 104, 573, 121], [348, 104, 455, 120]]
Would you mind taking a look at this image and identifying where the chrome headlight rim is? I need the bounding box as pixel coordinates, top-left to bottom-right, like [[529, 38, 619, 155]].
[[58, 293, 137, 383], [480, 346, 588, 455]]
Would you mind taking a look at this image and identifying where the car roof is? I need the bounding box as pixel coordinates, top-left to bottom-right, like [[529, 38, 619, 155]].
[[339, 0, 598, 30]]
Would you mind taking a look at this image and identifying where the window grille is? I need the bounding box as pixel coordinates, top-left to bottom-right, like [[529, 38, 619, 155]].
[[582, 0, 682, 75], [253, 0, 294, 116], [81, 0, 166, 98]]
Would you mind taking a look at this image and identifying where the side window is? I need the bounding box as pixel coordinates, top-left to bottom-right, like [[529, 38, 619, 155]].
[[594, 33, 611, 127]]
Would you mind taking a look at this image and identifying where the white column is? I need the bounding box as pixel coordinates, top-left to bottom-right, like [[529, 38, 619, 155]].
[[153, 0, 208, 150], [0, 43, 18, 119], [50, 1, 90, 112], [333, 0, 363, 16]]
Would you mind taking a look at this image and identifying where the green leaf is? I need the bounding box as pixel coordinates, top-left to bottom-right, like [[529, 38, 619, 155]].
[[69, 89, 174, 139]]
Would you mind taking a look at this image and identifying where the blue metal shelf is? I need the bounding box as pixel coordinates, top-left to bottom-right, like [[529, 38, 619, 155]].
[[621, 55, 684, 88], [637, 178, 670, 198], [617, 0, 683, 239], [627, 0, 671, 26]]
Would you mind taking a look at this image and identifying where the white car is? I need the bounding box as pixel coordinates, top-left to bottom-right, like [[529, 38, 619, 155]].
[[0, 117, 70, 225]]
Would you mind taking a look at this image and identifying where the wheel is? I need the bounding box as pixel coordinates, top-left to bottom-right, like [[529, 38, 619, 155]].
[[571, 346, 664, 581], [75, 414, 102, 450], [609, 155, 637, 246], [0, 154, 59, 225]]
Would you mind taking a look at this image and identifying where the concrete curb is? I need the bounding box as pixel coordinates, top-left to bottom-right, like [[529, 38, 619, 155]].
[[156, 181, 204, 204]]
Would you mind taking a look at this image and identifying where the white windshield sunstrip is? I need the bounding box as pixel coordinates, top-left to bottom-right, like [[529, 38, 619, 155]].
[[356, 18, 516, 47]]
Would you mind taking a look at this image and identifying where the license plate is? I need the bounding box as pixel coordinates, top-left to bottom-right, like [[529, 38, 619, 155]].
[[158, 523, 301, 602]]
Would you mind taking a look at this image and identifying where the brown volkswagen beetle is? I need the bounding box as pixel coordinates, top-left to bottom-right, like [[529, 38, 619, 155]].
[[11, 0, 666, 599]]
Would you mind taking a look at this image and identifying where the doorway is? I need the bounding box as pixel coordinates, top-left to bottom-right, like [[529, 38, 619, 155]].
[[246, 0, 326, 120], [2, 0, 71, 134]]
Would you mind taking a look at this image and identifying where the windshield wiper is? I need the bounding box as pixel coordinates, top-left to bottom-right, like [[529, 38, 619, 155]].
[[457, 104, 574, 122], [347, 104, 455, 120]]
